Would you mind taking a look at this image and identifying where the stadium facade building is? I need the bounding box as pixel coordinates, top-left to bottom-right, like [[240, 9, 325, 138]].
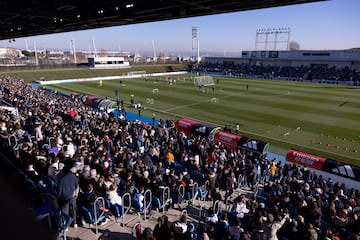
[[203, 49, 360, 70], [88, 56, 130, 69]]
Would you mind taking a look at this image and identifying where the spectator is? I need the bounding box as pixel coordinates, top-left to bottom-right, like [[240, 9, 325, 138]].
[[231, 195, 250, 219], [267, 213, 288, 240], [142, 227, 156, 240], [153, 215, 171, 240], [172, 214, 188, 239], [107, 183, 122, 207], [201, 225, 215, 240], [229, 218, 244, 240], [57, 163, 79, 228], [35, 122, 44, 150], [185, 222, 198, 240], [205, 206, 219, 225], [215, 213, 230, 239], [304, 223, 318, 240]]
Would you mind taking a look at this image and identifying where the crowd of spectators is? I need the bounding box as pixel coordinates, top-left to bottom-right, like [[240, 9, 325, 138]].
[[0, 75, 360, 240], [193, 62, 360, 83]]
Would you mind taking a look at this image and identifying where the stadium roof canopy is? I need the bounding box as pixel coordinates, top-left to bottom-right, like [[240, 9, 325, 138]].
[[0, 0, 325, 40]]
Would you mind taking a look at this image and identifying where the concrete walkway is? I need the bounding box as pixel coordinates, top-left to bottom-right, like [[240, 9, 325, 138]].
[[65, 187, 255, 240]]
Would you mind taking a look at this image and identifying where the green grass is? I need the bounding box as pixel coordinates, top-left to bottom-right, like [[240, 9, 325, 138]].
[[2, 66, 360, 165], [1, 64, 190, 82]]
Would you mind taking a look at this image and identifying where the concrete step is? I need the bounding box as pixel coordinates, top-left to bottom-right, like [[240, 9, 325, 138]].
[[65, 227, 99, 240], [64, 187, 255, 239]]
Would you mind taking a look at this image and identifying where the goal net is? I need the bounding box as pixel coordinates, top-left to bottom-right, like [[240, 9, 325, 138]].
[[194, 76, 215, 86], [127, 71, 146, 76]]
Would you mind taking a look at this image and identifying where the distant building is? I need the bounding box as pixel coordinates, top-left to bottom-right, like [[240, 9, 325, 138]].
[[203, 49, 360, 70], [0, 48, 24, 59], [0, 48, 25, 65], [88, 56, 130, 68]]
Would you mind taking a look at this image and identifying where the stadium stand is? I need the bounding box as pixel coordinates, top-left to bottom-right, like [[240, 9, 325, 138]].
[[192, 63, 360, 85], [0, 75, 359, 240]]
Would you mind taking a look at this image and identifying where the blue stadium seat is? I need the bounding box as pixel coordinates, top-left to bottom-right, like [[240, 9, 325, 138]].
[[198, 186, 207, 201], [105, 199, 123, 222], [256, 195, 267, 204], [79, 205, 106, 226], [152, 196, 162, 212], [79, 197, 107, 227]]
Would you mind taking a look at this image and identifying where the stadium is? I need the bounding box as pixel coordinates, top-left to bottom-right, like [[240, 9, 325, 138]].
[[0, 1, 360, 240]]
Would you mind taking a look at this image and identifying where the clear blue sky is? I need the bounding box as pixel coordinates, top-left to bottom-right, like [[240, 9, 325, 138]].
[[2, 0, 359, 56]]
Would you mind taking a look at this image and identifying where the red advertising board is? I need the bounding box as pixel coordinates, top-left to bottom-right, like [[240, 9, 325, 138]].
[[174, 118, 199, 136], [286, 149, 325, 170], [213, 130, 241, 150]]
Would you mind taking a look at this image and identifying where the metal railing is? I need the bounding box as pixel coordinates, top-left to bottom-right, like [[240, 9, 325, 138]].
[[189, 182, 199, 205], [199, 203, 206, 219], [160, 186, 172, 215], [121, 192, 132, 226], [142, 189, 152, 221], [93, 196, 106, 235], [225, 195, 234, 212], [180, 209, 187, 218], [213, 200, 222, 216], [199, 180, 209, 202]]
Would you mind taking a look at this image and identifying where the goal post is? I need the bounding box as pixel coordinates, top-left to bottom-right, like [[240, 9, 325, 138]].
[[193, 76, 215, 86]]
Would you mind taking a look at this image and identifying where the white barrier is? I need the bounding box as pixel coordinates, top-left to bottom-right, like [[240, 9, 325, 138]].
[[152, 88, 159, 94], [37, 71, 188, 85]]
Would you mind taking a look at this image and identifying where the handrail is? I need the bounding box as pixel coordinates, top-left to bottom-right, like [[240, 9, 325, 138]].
[[204, 180, 210, 198], [121, 192, 131, 226], [225, 196, 233, 212], [213, 200, 222, 216], [253, 182, 260, 198], [93, 196, 106, 235], [48, 137, 55, 148], [177, 184, 185, 209], [237, 174, 244, 189], [178, 184, 185, 201], [143, 189, 152, 221], [199, 203, 206, 219], [8, 135, 18, 149], [161, 186, 172, 215], [199, 180, 209, 201], [132, 222, 141, 240], [190, 182, 199, 205], [180, 209, 187, 218]]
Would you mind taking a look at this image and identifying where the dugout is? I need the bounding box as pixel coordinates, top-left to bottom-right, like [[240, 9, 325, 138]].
[[322, 158, 360, 181], [85, 96, 103, 108], [286, 149, 360, 182], [189, 123, 219, 138], [175, 118, 200, 136], [213, 130, 241, 151], [98, 99, 117, 110], [286, 149, 360, 181], [237, 136, 269, 156], [286, 149, 325, 170], [175, 118, 269, 155]]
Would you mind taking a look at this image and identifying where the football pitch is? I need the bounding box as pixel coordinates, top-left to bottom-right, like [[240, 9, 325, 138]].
[[3, 66, 360, 165]]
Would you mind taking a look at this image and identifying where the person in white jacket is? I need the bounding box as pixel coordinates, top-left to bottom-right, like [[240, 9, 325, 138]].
[[231, 195, 249, 219], [268, 213, 289, 240], [107, 183, 122, 207], [205, 206, 219, 225]]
